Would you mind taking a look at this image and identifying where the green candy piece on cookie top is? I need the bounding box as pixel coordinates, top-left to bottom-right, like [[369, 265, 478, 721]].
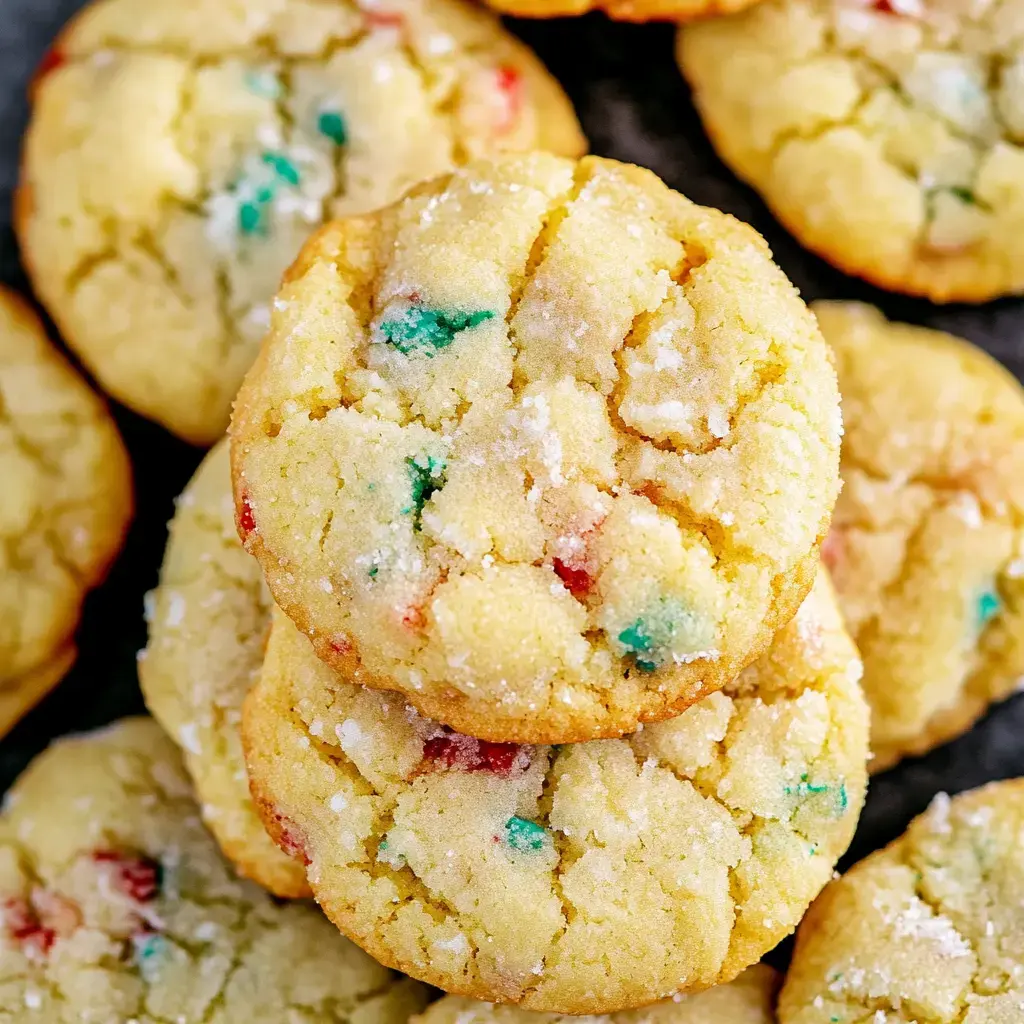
[[377, 304, 495, 356]]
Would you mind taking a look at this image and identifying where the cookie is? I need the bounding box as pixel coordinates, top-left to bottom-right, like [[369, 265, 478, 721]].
[[139, 439, 308, 898], [0, 287, 132, 737], [779, 780, 1024, 1024], [17, 0, 586, 445], [479, 0, 760, 26], [815, 302, 1024, 773], [243, 567, 867, 1012], [418, 964, 779, 1024], [231, 152, 842, 743], [0, 717, 432, 1022], [679, 0, 1024, 302]]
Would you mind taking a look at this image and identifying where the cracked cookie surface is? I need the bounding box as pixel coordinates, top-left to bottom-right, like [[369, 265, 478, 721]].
[[231, 152, 841, 743], [780, 780, 1024, 1024], [416, 964, 779, 1024], [679, 0, 1024, 302], [0, 288, 132, 736], [0, 717, 432, 1023], [242, 568, 867, 1012], [140, 440, 305, 897], [17, 0, 586, 444], [815, 302, 1024, 773]]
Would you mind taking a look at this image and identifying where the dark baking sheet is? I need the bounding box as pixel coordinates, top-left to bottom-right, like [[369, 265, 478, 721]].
[[2, 0, 1023, 932]]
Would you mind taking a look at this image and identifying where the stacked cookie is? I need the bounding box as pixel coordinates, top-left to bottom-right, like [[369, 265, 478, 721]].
[[141, 148, 871, 1014], [137, 149, 1024, 1022]]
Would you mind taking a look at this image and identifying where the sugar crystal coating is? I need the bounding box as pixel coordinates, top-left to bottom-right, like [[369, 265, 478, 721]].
[[780, 780, 1024, 1024], [243, 568, 868, 1012]]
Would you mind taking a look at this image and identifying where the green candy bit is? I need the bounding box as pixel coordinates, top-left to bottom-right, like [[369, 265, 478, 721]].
[[244, 69, 282, 99], [837, 782, 849, 814], [238, 201, 266, 236], [504, 817, 548, 852], [619, 620, 659, 672], [617, 596, 712, 673], [368, 563, 379, 580], [785, 773, 829, 798], [402, 454, 446, 526], [379, 307, 495, 356], [976, 589, 1000, 628], [262, 151, 302, 187], [132, 933, 166, 982], [948, 185, 977, 205], [618, 620, 653, 656], [318, 109, 348, 146], [377, 838, 406, 869]]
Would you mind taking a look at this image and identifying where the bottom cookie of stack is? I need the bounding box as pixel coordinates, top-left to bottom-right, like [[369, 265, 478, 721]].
[[244, 569, 868, 1013]]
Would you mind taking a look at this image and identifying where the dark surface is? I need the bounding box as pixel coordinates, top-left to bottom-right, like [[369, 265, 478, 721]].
[[2, 0, 1024, 939]]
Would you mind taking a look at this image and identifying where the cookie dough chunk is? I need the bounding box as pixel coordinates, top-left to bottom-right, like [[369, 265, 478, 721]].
[[243, 568, 867, 1012], [479, 0, 760, 26], [780, 780, 1024, 1024], [816, 302, 1024, 772], [679, 0, 1024, 302], [231, 153, 841, 743], [0, 288, 132, 736], [17, 0, 586, 444], [418, 964, 779, 1024], [0, 717, 431, 1023], [140, 439, 306, 897]]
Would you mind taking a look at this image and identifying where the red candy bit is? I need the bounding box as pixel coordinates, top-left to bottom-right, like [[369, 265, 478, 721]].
[[329, 636, 353, 657], [92, 851, 161, 903], [31, 890, 81, 937], [819, 530, 845, 574], [422, 731, 527, 777], [3, 898, 56, 958], [36, 45, 66, 79], [552, 515, 606, 599], [361, 5, 405, 27], [401, 604, 426, 631], [494, 65, 523, 133], [237, 495, 257, 542], [553, 559, 593, 599], [273, 814, 311, 866]]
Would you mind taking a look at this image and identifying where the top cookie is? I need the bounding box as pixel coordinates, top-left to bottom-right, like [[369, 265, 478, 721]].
[[0, 288, 132, 733], [17, 0, 586, 444], [815, 302, 1024, 772], [231, 152, 841, 743], [0, 717, 431, 1023], [418, 964, 779, 1024], [779, 780, 1024, 1024], [479, 0, 761, 25], [679, 0, 1024, 302]]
